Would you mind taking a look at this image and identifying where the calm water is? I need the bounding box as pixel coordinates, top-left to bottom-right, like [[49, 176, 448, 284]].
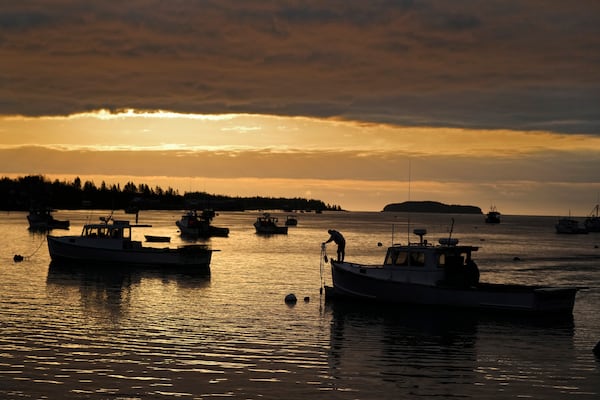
[[1, 210, 600, 399]]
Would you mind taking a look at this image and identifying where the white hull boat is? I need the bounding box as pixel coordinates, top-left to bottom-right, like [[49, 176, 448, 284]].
[[325, 227, 578, 315], [47, 217, 215, 273]]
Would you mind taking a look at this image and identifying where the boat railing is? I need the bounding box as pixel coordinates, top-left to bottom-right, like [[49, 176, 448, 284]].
[[438, 238, 459, 246]]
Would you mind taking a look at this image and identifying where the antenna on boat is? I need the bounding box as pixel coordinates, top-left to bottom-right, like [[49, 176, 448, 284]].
[[100, 210, 114, 224], [448, 217, 455, 242], [407, 159, 411, 245]]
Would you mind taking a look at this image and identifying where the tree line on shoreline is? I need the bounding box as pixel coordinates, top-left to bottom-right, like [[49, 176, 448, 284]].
[[0, 175, 343, 212]]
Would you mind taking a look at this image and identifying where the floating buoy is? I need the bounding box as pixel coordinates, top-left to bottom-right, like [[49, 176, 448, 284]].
[[284, 293, 297, 304], [594, 341, 600, 358], [304, 296, 310, 302], [513, 256, 522, 261], [13, 254, 24, 262], [377, 242, 383, 247]]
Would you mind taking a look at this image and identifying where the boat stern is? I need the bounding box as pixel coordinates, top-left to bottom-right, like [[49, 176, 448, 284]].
[[533, 287, 579, 314]]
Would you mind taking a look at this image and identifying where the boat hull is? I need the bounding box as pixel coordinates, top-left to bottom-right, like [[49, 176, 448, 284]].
[[176, 221, 230, 237], [254, 225, 288, 234], [329, 261, 577, 314], [27, 216, 70, 230], [144, 235, 171, 242], [47, 236, 213, 273]]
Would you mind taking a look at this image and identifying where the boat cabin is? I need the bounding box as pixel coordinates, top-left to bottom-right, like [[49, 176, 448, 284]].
[[384, 242, 478, 269], [81, 220, 151, 240], [381, 229, 480, 287], [82, 220, 132, 239]]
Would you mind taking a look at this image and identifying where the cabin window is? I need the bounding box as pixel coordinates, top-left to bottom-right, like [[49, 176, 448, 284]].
[[111, 229, 122, 238], [385, 251, 409, 265], [409, 252, 425, 266], [437, 253, 446, 267], [395, 252, 408, 266], [384, 252, 394, 265]]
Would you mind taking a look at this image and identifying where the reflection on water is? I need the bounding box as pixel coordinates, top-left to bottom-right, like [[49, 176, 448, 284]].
[[326, 301, 582, 398], [46, 261, 211, 322], [1, 210, 600, 399]]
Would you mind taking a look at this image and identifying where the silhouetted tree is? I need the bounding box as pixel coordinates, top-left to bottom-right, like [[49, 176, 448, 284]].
[[0, 175, 343, 212]]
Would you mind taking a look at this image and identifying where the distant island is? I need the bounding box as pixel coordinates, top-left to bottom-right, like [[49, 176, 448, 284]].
[[382, 201, 482, 214]]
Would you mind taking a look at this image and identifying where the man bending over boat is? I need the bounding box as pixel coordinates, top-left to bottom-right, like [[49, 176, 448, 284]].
[[324, 229, 346, 262]]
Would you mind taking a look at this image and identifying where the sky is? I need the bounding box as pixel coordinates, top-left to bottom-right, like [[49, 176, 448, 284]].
[[1, 0, 600, 215]]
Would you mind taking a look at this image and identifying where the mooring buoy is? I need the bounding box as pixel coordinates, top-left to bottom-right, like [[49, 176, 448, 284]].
[[284, 293, 297, 304], [13, 254, 24, 262]]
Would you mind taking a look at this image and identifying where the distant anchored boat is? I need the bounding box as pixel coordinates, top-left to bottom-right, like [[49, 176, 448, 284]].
[[325, 227, 579, 314], [144, 235, 171, 243], [176, 209, 230, 238], [47, 216, 216, 273], [484, 205, 501, 224], [254, 213, 288, 234], [285, 215, 298, 226], [27, 208, 70, 230], [584, 203, 600, 232]]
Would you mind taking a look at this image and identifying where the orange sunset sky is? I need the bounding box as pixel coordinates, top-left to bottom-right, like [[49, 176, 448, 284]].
[[1, 1, 600, 215]]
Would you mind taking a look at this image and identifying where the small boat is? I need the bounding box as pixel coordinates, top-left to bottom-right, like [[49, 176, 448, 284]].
[[484, 205, 501, 224], [254, 213, 288, 234], [555, 217, 588, 234], [124, 205, 140, 214], [584, 204, 600, 232], [285, 215, 298, 226], [176, 209, 229, 238], [27, 208, 70, 230], [47, 216, 216, 273], [325, 227, 579, 314], [144, 235, 171, 242]]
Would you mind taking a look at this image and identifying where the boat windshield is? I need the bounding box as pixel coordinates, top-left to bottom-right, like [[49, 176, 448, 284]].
[[384, 249, 425, 267], [83, 224, 132, 239]]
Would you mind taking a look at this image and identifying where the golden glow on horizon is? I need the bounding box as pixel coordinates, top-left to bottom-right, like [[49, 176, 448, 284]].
[[2, 110, 599, 216], [1, 110, 599, 156]]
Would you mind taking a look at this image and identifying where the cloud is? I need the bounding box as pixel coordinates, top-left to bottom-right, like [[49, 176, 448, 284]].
[[1, 1, 599, 133], [2, 143, 598, 185]]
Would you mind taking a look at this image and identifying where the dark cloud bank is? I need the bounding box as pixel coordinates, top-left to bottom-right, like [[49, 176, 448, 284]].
[[2, 0, 600, 133]]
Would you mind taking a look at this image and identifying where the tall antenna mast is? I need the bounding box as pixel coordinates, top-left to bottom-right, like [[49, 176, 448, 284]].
[[407, 159, 411, 244], [408, 159, 411, 200]]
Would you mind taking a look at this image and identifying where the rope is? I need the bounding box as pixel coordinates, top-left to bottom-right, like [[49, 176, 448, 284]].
[[13, 234, 46, 262], [320, 243, 328, 294]]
